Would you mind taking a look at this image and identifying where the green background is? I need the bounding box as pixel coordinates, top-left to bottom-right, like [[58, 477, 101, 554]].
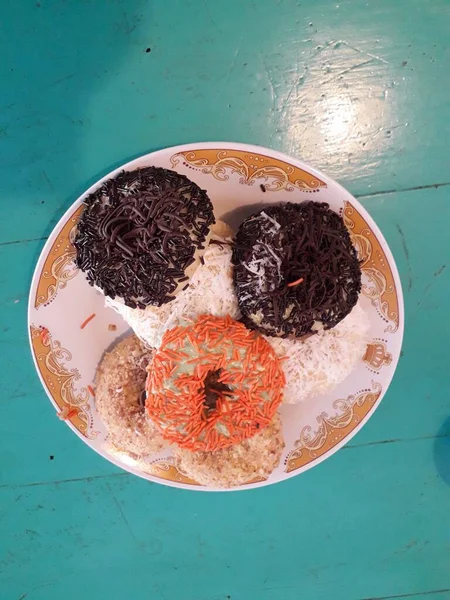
[[1, 1, 450, 598]]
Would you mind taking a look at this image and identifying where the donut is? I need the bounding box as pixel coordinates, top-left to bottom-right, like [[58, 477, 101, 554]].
[[75, 166, 215, 308], [106, 221, 240, 348], [145, 315, 285, 451], [266, 300, 370, 403], [173, 414, 285, 488], [233, 201, 362, 338], [95, 335, 166, 456]]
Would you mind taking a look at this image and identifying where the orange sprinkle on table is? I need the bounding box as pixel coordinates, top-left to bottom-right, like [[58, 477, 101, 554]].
[[80, 313, 96, 329], [87, 385, 95, 397]]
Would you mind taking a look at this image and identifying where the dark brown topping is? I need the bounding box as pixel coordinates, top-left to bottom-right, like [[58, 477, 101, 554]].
[[209, 238, 233, 249], [200, 369, 232, 413], [232, 201, 362, 338], [74, 167, 215, 308], [138, 389, 146, 408]]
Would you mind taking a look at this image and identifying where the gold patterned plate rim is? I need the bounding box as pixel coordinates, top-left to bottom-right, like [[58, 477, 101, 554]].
[[28, 142, 404, 492]]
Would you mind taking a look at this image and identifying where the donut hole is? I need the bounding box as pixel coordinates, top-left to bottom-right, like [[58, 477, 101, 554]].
[[201, 369, 232, 414]]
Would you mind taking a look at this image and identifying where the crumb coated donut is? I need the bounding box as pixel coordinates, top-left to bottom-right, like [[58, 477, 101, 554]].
[[173, 414, 284, 488], [75, 167, 215, 308], [106, 221, 240, 348], [145, 315, 285, 451], [95, 335, 165, 456], [233, 201, 362, 338]]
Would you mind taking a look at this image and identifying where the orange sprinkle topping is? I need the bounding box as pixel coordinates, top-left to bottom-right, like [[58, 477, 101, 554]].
[[87, 385, 95, 397], [146, 315, 285, 452], [80, 313, 96, 329], [287, 277, 304, 287]]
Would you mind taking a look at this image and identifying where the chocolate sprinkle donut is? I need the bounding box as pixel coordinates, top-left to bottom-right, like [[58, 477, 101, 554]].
[[74, 167, 215, 308], [232, 202, 362, 338]]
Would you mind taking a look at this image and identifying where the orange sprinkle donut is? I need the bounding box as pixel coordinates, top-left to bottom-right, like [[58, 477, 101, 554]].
[[145, 315, 285, 452]]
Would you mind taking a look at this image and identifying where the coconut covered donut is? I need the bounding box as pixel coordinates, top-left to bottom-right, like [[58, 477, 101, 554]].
[[233, 201, 362, 338], [145, 315, 285, 451], [173, 413, 285, 488], [95, 335, 166, 456], [266, 300, 370, 403], [75, 166, 215, 308]]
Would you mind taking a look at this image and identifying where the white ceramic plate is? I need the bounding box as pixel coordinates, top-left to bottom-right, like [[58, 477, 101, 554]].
[[28, 142, 404, 491]]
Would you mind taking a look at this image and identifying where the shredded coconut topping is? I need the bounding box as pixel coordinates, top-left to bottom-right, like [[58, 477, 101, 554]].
[[106, 237, 240, 348], [265, 300, 370, 404], [241, 213, 284, 294]]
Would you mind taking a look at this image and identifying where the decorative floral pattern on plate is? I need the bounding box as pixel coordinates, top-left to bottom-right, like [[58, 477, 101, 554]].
[[29, 325, 96, 438], [285, 382, 382, 473], [171, 149, 327, 192], [34, 206, 82, 309], [147, 459, 201, 486], [343, 201, 399, 333]]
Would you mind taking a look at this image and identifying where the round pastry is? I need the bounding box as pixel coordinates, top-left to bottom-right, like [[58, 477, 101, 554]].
[[95, 334, 166, 456], [145, 315, 285, 451], [74, 166, 215, 308], [266, 300, 370, 403], [173, 414, 284, 488], [233, 201, 362, 338], [106, 221, 240, 348]]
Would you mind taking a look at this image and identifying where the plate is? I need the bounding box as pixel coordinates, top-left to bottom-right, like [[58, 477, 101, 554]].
[[28, 142, 404, 491]]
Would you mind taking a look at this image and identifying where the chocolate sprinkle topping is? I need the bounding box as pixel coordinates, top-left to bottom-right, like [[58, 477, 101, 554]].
[[138, 389, 146, 408], [233, 202, 362, 338], [74, 167, 215, 308], [201, 369, 232, 413]]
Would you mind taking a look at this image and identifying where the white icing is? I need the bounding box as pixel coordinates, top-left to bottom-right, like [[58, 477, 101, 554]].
[[265, 300, 370, 404]]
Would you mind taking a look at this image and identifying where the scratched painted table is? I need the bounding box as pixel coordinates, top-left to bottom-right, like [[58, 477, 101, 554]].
[[1, 1, 450, 599]]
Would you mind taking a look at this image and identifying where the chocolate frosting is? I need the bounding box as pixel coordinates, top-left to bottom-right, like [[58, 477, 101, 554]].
[[74, 167, 215, 308], [232, 201, 362, 338]]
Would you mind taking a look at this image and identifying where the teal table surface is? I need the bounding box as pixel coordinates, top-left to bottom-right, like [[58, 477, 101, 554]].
[[1, 1, 450, 599]]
